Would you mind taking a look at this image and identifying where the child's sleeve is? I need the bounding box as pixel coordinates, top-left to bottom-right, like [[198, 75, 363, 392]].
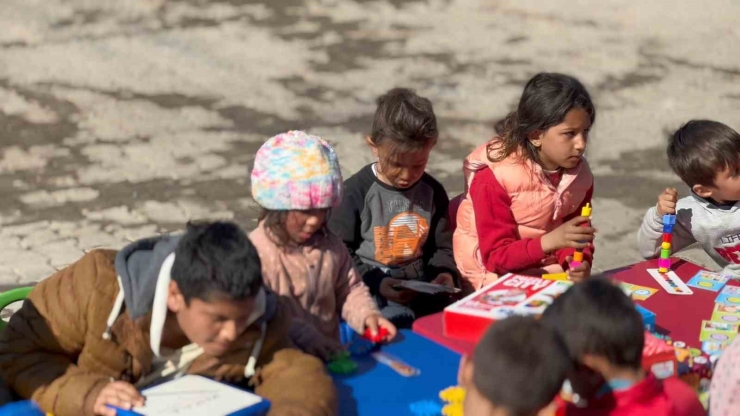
[[328, 177, 388, 296], [333, 243, 381, 333], [0, 252, 113, 416], [637, 202, 695, 259], [423, 179, 459, 283], [470, 169, 549, 274], [554, 186, 595, 269]]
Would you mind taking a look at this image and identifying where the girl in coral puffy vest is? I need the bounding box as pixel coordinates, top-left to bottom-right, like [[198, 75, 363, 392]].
[[453, 73, 596, 293]]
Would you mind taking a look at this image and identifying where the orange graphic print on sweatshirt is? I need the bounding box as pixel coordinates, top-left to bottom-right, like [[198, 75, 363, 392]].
[[373, 212, 429, 265]]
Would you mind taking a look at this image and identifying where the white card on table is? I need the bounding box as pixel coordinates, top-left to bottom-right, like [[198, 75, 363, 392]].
[[134, 375, 267, 416], [647, 269, 693, 295]]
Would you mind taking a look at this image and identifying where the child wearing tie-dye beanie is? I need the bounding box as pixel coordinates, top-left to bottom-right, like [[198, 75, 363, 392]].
[[249, 130, 397, 361]]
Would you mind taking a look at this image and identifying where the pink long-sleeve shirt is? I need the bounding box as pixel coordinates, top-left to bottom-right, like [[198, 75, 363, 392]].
[[249, 221, 380, 346]]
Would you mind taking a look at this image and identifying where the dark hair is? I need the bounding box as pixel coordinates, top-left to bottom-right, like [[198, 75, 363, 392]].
[[541, 277, 644, 370], [667, 120, 740, 187], [370, 87, 438, 154], [491, 73, 595, 164], [172, 221, 263, 303], [473, 316, 569, 416], [258, 208, 329, 246]]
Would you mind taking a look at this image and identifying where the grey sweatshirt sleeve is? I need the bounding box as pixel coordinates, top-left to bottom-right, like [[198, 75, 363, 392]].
[[637, 205, 696, 259]]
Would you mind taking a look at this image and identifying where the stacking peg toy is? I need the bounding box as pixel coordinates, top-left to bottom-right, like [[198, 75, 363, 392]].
[[658, 214, 676, 273], [570, 203, 592, 269]]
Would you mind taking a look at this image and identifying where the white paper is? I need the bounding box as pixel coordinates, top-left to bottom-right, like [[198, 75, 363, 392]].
[[134, 375, 264, 416], [646, 269, 693, 295]]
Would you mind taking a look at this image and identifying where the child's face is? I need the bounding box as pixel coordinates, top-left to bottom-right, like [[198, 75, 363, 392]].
[[693, 165, 740, 203], [369, 138, 433, 189], [531, 108, 591, 171], [167, 282, 258, 357], [285, 209, 328, 244]]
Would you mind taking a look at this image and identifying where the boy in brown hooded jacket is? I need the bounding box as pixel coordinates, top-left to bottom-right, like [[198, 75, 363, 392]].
[[0, 221, 336, 416]]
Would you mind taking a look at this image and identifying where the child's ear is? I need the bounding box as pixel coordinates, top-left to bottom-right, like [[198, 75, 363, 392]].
[[692, 183, 714, 199], [167, 280, 186, 312], [458, 354, 474, 386], [528, 130, 544, 148], [365, 136, 378, 157]]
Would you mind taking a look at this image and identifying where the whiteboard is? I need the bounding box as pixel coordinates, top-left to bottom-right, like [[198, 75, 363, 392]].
[[134, 375, 267, 416]]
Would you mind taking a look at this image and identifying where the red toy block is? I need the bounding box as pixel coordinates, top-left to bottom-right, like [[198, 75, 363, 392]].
[[662, 233, 672, 243], [363, 327, 390, 343]]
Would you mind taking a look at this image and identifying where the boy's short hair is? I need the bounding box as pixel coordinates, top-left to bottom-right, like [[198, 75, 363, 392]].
[[370, 87, 438, 152], [667, 120, 740, 187], [541, 278, 644, 370], [473, 316, 569, 416], [172, 221, 263, 303]]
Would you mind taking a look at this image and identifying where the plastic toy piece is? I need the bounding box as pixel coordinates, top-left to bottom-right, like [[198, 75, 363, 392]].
[[363, 327, 390, 343], [327, 351, 358, 375], [658, 258, 672, 273], [543, 272, 569, 281], [439, 386, 466, 404], [441, 403, 463, 416], [409, 400, 443, 416], [570, 203, 592, 269], [438, 386, 466, 416], [658, 215, 676, 272]]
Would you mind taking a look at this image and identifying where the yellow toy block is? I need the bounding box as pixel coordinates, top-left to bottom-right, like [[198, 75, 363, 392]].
[[439, 386, 466, 404], [573, 251, 584, 262], [581, 202, 592, 217], [442, 403, 464, 416], [658, 267, 668, 273], [661, 242, 671, 250], [543, 272, 569, 281]]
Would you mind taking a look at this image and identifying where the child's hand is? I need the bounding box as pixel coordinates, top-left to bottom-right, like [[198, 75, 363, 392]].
[[541, 216, 595, 253], [657, 187, 678, 216], [93, 380, 145, 416], [379, 278, 416, 305], [432, 273, 455, 288], [565, 258, 591, 282], [364, 314, 398, 342]]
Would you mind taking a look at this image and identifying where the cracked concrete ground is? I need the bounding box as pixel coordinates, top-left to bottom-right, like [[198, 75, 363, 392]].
[[1, 0, 739, 288]]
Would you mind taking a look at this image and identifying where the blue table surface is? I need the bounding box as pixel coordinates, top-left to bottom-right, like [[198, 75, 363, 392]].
[[333, 330, 461, 416]]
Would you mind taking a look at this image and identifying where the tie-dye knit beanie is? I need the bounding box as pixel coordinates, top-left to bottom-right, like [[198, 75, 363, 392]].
[[251, 131, 343, 210]]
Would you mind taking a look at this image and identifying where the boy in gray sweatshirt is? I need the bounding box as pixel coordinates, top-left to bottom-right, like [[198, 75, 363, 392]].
[[638, 120, 740, 276]]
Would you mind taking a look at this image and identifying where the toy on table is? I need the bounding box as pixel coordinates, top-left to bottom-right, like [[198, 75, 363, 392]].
[[328, 351, 358, 375], [570, 203, 592, 269], [658, 214, 676, 273], [409, 386, 466, 416], [636, 305, 656, 332], [642, 332, 677, 379], [440, 386, 465, 416], [542, 272, 568, 281], [444, 273, 573, 342], [363, 327, 390, 343]]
